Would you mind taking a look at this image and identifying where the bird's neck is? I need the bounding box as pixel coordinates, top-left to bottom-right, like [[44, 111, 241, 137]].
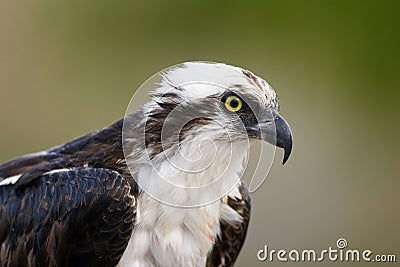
[[136, 139, 249, 207]]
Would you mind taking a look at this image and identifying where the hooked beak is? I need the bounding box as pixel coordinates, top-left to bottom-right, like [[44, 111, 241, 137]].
[[246, 108, 293, 164]]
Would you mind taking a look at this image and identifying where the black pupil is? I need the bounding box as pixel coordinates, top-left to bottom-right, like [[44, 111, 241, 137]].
[[230, 98, 239, 108]]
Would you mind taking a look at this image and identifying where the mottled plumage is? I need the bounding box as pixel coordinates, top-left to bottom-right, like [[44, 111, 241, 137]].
[[0, 121, 135, 267]]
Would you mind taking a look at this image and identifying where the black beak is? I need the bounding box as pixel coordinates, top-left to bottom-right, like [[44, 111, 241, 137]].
[[246, 108, 293, 164]]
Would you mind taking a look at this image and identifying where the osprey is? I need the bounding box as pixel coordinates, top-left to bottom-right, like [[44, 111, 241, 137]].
[[0, 62, 292, 267]]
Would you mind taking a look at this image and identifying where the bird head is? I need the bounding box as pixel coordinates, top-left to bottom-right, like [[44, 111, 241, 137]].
[[141, 62, 292, 164], [122, 62, 292, 206]]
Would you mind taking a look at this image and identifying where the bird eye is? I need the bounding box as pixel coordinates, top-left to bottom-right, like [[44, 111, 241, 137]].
[[224, 95, 243, 112]]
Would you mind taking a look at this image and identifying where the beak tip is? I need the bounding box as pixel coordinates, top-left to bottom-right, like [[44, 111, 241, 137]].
[[281, 142, 292, 165]]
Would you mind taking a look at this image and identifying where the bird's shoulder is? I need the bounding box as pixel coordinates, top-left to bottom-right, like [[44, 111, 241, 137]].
[[0, 119, 128, 187]]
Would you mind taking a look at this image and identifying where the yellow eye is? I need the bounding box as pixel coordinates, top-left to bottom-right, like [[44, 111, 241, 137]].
[[224, 95, 242, 112]]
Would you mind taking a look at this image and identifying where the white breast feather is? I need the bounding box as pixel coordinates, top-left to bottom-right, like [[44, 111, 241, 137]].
[[118, 141, 248, 267]]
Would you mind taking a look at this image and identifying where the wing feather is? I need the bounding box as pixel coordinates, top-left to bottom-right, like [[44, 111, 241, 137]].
[[0, 168, 136, 267]]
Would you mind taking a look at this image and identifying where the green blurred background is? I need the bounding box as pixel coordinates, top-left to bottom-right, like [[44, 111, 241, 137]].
[[1, 0, 399, 266]]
